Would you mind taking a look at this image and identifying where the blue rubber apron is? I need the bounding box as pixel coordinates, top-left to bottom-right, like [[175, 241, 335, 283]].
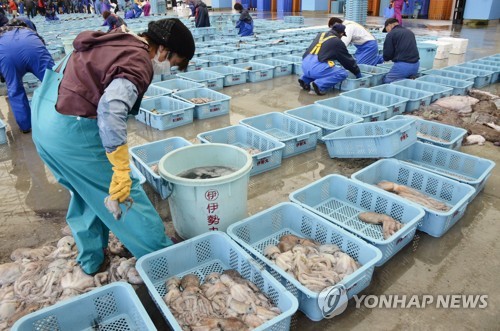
[[31, 53, 171, 274]]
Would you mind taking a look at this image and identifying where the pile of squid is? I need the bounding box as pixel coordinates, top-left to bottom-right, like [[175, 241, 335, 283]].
[[189, 98, 214, 104], [264, 235, 360, 293], [0, 229, 142, 329], [164, 270, 281, 331], [377, 180, 451, 212]]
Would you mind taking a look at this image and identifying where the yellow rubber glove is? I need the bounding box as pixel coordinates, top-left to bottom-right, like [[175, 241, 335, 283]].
[[106, 144, 132, 203]]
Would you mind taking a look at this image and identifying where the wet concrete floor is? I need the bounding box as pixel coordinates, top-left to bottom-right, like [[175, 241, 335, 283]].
[[0, 13, 499, 330]]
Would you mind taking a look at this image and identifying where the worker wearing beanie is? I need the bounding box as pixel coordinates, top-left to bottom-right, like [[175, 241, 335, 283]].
[[299, 23, 361, 95], [31, 19, 195, 275], [328, 17, 383, 66]]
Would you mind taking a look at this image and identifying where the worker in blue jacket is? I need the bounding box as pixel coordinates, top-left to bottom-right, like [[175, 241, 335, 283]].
[[0, 19, 54, 133], [299, 24, 361, 95], [382, 18, 420, 83], [234, 3, 253, 36]]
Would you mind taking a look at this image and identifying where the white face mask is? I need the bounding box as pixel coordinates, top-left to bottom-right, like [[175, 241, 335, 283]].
[[152, 48, 171, 75]]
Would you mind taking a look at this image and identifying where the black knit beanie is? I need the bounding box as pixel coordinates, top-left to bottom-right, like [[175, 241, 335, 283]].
[[146, 18, 195, 61]]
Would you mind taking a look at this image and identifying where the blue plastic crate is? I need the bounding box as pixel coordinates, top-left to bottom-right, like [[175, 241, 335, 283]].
[[284, 15, 305, 24], [392, 79, 453, 102], [197, 54, 235, 67], [143, 84, 172, 99], [0, 119, 6, 145], [12, 283, 155, 331], [323, 119, 417, 158], [22, 73, 40, 93], [392, 141, 495, 200], [266, 46, 292, 57], [351, 159, 476, 237], [240, 112, 321, 158], [458, 62, 499, 82], [289, 175, 425, 266], [388, 115, 467, 150], [186, 58, 210, 71], [203, 65, 248, 86], [277, 44, 305, 55], [136, 96, 195, 131], [357, 64, 390, 86], [173, 88, 231, 119], [130, 137, 192, 199], [284, 104, 364, 141], [176, 70, 224, 90], [294, 61, 303, 76], [341, 88, 408, 118], [225, 51, 255, 64], [470, 59, 500, 71], [340, 72, 372, 91], [415, 75, 473, 96], [417, 42, 437, 69], [421, 69, 475, 82], [227, 202, 382, 321], [315, 95, 387, 122], [230, 62, 275, 82], [197, 125, 286, 176], [441, 66, 493, 88], [253, 58, 293, 77], [272, 55, 302, 74], [152, 78, 204, 94], [191, 26, 217, 36], [136, 232, 299, 331], [245, 49, 274, 60], [371, 84, 433, 112]]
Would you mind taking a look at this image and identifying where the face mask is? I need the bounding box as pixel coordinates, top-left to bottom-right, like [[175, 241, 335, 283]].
[[152, 48, 171, 75]]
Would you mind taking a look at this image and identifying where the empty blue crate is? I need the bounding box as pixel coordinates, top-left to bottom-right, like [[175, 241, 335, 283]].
[[421, 69, 475, 82], [12, 283, 155, 331], [358, 64, 390, 86], [315, 95, 387, 122], [203, 65, 248, 86], [177, 70, 224, 90], [392, 79, 453, 102], [186, 58, 210, 71], [388, 115, 467, 150], [289, 175, 424, 267], [322, 119, 417, 158], [22, 73, 40, 93], [152, 78, 204, 93], [197, 125, 285, 176], [136, 232, 299, 331], [231, 62, 274, 82], [197, 54, 235, 67], [392, 141, 495, 200], [173, 88, 231, 119], [340, 72, 372, 91], [341, 88, 408, 118], [351, 159, 476, 237], [458, 62, 499, 82], [245, 49, 274, 60], [284, 15, 304, 24], [284, 104, 363, 142], [253, 58, 293, 77], [226, 51, 255, 64], [136, 96, 194, 131], [143, 84, 172, 99], [272, 55, 302, 74], [415, 75, 473, 96], [240, 112, 321, 158], [130, 137, 192, 199], [226, 202, 382, 321], [266, 46, 292, 57], [441, 66, 492, 88], [0, 119, 6, 145], [372, 84, 433, 112]]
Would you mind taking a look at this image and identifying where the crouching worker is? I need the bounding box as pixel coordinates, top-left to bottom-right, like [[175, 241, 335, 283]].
[[31, 19, 195, 275], [299, 23, 361, 96], [328, 17, 383, 66], [382, 18, 420, 83], [234, 3, 253, 36]]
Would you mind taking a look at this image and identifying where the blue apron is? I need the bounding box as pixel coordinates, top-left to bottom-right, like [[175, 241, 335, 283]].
[[31, 53, 171, 274], [354, 40, 384, 66]]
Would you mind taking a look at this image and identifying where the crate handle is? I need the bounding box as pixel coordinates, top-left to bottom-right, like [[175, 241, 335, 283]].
[[256, 151, 273, 159], [295, 132, 311, 141], [399, 124, 412, 133]]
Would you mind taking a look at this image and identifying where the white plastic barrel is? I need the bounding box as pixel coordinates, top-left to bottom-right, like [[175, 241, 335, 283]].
[[159, 143, 253, 239]]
